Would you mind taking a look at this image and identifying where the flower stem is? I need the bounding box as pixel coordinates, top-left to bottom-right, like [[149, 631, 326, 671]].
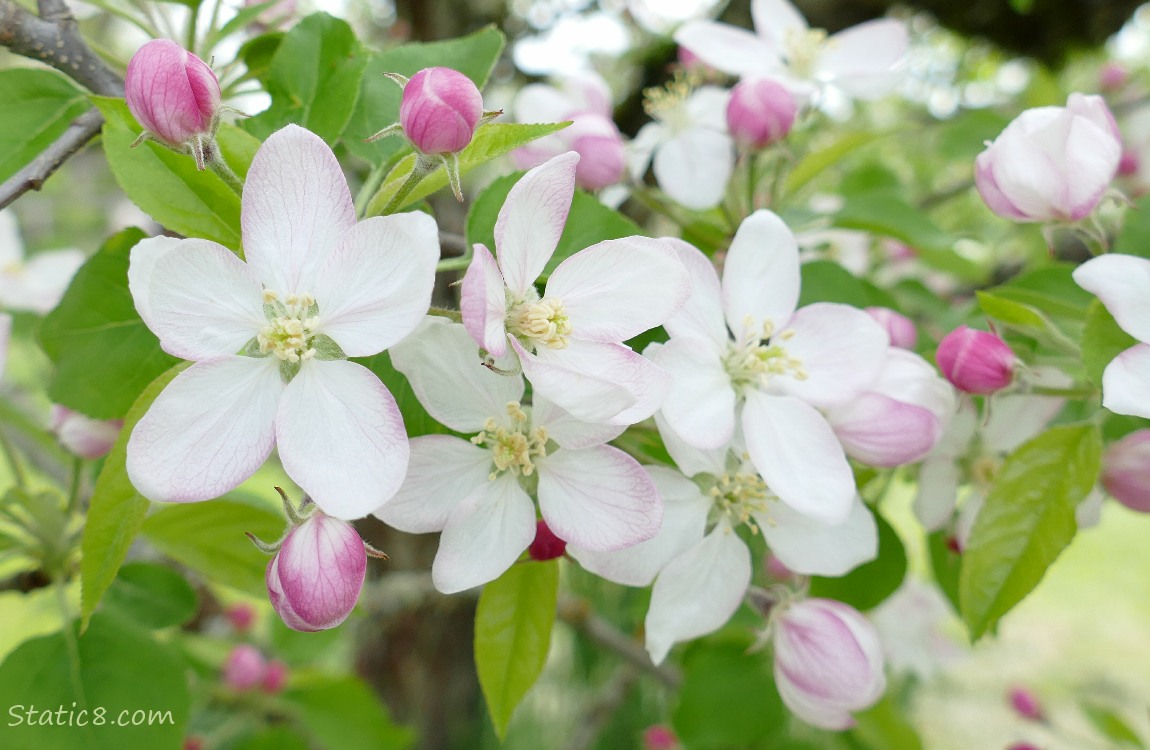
[[0, 426, 28, 491], [1027, 385, 1098, 398], [208, 151, 244, 196], [65, 456, 84, 516], [379, 154, 436, 215], [55, 579, 88, 711], [428, 307, 462, 322]]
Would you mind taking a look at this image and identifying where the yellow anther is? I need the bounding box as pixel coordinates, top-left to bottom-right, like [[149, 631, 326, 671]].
[[507, 297, 572, 350], [472, 401, 550, 479]]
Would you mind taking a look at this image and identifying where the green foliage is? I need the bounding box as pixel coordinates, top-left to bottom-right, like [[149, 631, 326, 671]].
[[39, 228, 180, 420], [281, 674, 414, 749], [928, 530, 962, 614], [784, 130, 896, 197], [798, 260, 869, 307], [474, 560, 559, 739], [810, 513, 908, 611], [228, 727, 311, 750], [959, 423, 1101, 639], [102, 562, 197, 629], [244, 13, 368, 145], [0, 69, 89, 183], [1081, 701, 1147, 748], [1113, 194, 1150, 259], [1082, 299, 1137, 389], [849, 694, 924, 750], [977, 264, 1093, 352], [354, 351, 449, 438]]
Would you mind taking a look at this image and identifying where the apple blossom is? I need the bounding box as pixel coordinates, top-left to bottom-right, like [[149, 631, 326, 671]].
[[223, 644, 267, 691], [726, 77, 797, 149], [49, 405, 122, 460], [1100, 430, 1150, 512], [868, 580, 965, 679], [460, 151, 690, 425], [0, 210, 84, 314], [126, 124, 438, 519], [975, 94, 1121, 223], [936, 325, 1016, 395], [866, 307, 917, 349], [376, 317, 661, 594]]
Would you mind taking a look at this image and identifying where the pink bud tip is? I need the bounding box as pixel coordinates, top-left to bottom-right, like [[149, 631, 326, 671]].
[[935, 326, 1015, 394], [1008, 686, 1044, 721], [528, 519, 567, 561], [261, 659, 289, 693], [1006, 744, 1042, 750], [865, 307, 917, 349], [223, 644, 267, 691], [642, 725, 679, 750], [1100, 62, 1129, 91], [401, 67, 484, 155], [49, 405, 123, 459], [1119, 150, 1140, 177], [765, 553, 793, 580], [727, 78, 797, 150], [125, 39, 221, 147], [266, 513, 367, 632], [224, 602, 256, 632], [183, 738, 205, 750], [1101, 430, 1150, 513]]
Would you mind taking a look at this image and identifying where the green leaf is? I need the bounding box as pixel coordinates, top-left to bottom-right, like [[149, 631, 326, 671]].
[[281, 674, 414, 750], [142, 495, 285, 597], [0, 612, 189, 750], [1114, 195, 1150, 259], [784, 130, 895, 197], [474, 560, 559, 738], [79, 364, 185, 630], [927, 530, 962, 614], [244, 12, 368, 144], [366, 122, 568, 216], [39, 228, 181, 419], [354, 351, 448, 438], [229, 727, 311, 750], [798, 260, 869, 307], [1081, 702, 1147, 748], [103, 562, 197, 629], [959, 423, 1101, 640], [809, 512, 907, 611], [1082, 299, 1137, 389], [92, 97, 258, 251], [849, 694, 924, 750], [0, 69, 89, 183], [977, 264, 1092, 350], [343, 26, 505, 164]]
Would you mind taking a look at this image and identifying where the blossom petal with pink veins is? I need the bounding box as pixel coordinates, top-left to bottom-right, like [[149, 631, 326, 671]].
[[569, 465, 711, 586], [827, 393, 941, 467], [674, 21, 779, 79], [312, 211, 438, 356], [3, 250, 85, 313], [816, 19, 907, 99], [374, 435, 493, 533], [277, 359, 408, 520], [653, 127, 733, 211], [915, 457, 960, 531], [757, 496, 877, 576], [391, 317, 523, 433], [536, 445, 661, 551], [987, 108, 1075, 222], [644, 522, 752, 664], [651, 336, 736, 450], [128, 237, 264, 361], [1073, 254, 1150, 343], [532, 396, 624, 449], [752, 0, 809, 45], [241, 124, 356, 295], [127, 356, 282, 502], [460, 243, 510, 356], [495, 151, 578, 297], [743, 391, 854, 524], [1101, 344, 1150, 419], [654, 410, 729, 479], [663, 238, 727, 349], [432, 473, 536, 594], [722, 210, 801, 335], [773, 303, 888, 409]]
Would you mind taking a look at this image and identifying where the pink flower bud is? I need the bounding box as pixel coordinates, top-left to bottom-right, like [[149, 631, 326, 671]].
[[642, 725, 679, 750], [1119, 149, 1140, 177], [49, 405, 123, 459], [183, 737, 205, 750], [528, 519, 567, 561], [125, 39, 221, 148], [726, 78, 797, 149], [773, 598, 886, 730], [224, 602, 256, 632], [1007, 744, 1042, 750], [765, 553, 793, 580], [935, 326, 1015, 394], [223, 644, 267, 691], [567, 115, 626, 190], [1008, 686, 1044, 721], [866, 307, 917, 349], [401, 67, 483, 155], [266, 512, 366, 632], [261, 659, 289, 693], [1101, 430, 1150, 512], [1100, 62, 1129, 91]]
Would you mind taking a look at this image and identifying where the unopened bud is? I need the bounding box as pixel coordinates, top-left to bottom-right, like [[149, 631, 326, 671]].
[[1099, 62, 1129, 91], [726, 78, 797, 150], [1008, 686, 1044, 721], [1101, 430, 1150, 513], [223, 644, 267, 691], [401, 67, 484, 155], [528, 519, 567, 561], [49, 405, 122, 460], [935, 326, 1015, 394], [1119, 149, 1140, 177], [224, 602, 256, 632], [266, 512, 366, 632], [866, 307, 917, 349], [642, 725, 679, 750], [261, 659, 289, 693]]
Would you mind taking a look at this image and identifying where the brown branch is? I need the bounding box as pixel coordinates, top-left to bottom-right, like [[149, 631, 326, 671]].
[[0, 107, 104, 209], [558, 597, 683, 689]]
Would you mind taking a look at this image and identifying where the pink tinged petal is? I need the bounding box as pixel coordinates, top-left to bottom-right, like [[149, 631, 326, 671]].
[[653, 128, 733, 211], [722, 210, 801, 335], [1101, 344, 1150, 419], [532, 395, 625, 450], [651, 336, 736, 450], [241, 124, 356, 294], [757, 496, 877, 576], [127, 356, 282, 502], [9, 250, 85, 313], [662, 239, 728, 349], [827, 393, 941, 467], [460, 243, 510, 356], [268, 513, 366, 631], [128, 237, 264, 360], [562, 72, 613, 117], [816, 20, 908, 99], [974, 152, 1030, 221], [432, 473, 536, 594], [673, 21, 779, 79], [391, 317, 524, 433], [277, 359, 409, 520], [1068, 93, 1121, 140], [774, 303, 889, 409], [568, 465, 711, 586], [312, 211, 439, 356], [536, 445, 661, 551], [495, 151, 579, 297], [742, 391, 855, 524], [545, 236, 690, 342], [374, 435, 493, 532], [644, 522, 752, 665], [1073, 254, 1150, 342], [914, 456, 960, 532], [1061, 115, 1122, 220]]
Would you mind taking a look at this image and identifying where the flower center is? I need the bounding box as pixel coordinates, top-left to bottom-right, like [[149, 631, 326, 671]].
[[710, 469, 772, 533], [643, 72, 698, 132], [471, 401, 550, 480], [783, 27, 828, 79], [258, 290, 319, 364], [723, 317, 807, 393], [507, 296, 572, 350]]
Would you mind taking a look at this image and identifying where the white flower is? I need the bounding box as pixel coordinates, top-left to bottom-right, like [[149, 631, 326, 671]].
[[377, 317, 662, 593], [126, 124, 438, 519], [0, 210, 85, 314]]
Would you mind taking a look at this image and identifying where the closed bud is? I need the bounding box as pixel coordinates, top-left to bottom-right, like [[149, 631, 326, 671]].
[[401, 67, 484, 155], [223, 644, 267, 691], [125, 39, 221, 155], [1119, 149, 1140, 177], [642, 725, 680, 750], [261, 659, 289, 693], [1008, 686, 1044, 721], [866, 306, 917, 349], [935, 326, 1016, 394], [1101, 430, 1150, 512], [266, 512, 366, 632], [224, 602, 256, 632], [726, 78, 797, 149], [528, 519, 567, 561], [50, 405, 123, 460], [1099, 62, 1129, 91], [566, 115, 626, 190]]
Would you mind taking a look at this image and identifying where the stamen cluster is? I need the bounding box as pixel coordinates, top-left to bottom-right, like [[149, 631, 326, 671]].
[[258, 290, 319, 363], [471, 401, 550, 479]]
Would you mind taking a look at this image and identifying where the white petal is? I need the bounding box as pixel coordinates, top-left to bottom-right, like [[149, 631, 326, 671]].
[[531, 395, 624, 450], [512, 83, 575, 123], [7, 250, 85, 313], [129, 237, 264, 361], [390, 317, 524, 433], [312, 211, 438, 356], [127, 356, 282, 502], [758, 496, 877, 576], [743, 391, 854, 524], [982, 390, 1067, 454], [654, 409, 730, 479], [722, 210, 801, 336], [277, 359, 409, 520], [653, 128, 733, 211], [460, 243, 510, 357], [914, 457, 960, 532], [496, 151, 579, 297], [663, 238, 728, 349], [537, 445, 661, 551], [674, 20, 779, 78], [545, 236, 689, 342], [684, 86, 735, 133], [752, 0, 808, 44], [432, 473, 536, 594], [652, 336, 737, 450], [241, 124, 356, 295], [644, 523, 751, 664], [1073, 254, 1150, 342], [375, 435, 493, 533], [816, 19, 908, 99], [0, 211, 22, 267], [627, 123, 662, 181], [1101, 344, 1150, 419]]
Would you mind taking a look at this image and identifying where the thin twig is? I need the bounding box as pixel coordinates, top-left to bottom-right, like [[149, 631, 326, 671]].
[[0, 108, 106, 209], [558, 597, 683, 689]]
